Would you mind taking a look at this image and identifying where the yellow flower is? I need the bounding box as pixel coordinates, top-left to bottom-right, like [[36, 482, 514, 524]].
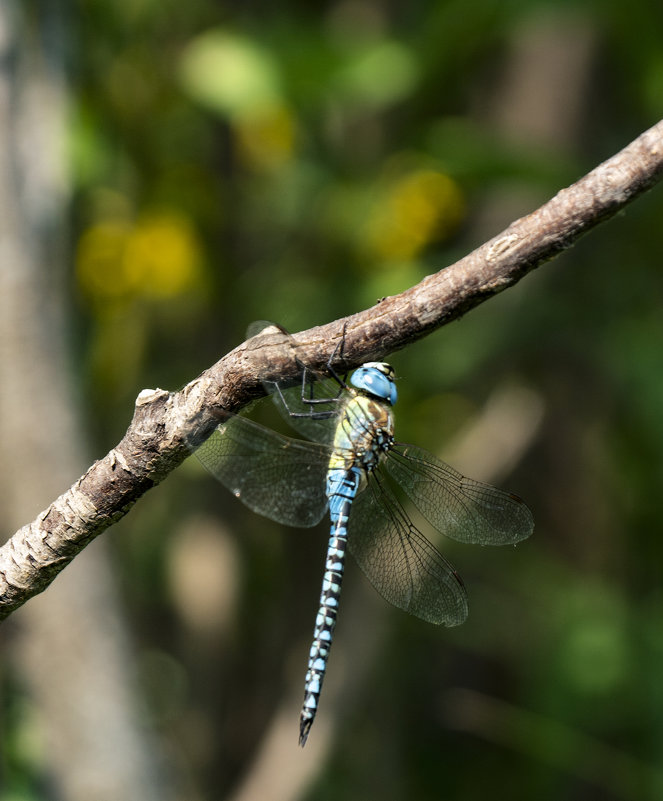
[[77, 212, 202, 304], [77, 220, 135, 300], [363, 169, 465, 262], [124, 213, 202, 298]]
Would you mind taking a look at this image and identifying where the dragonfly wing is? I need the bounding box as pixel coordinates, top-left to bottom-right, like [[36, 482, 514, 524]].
[[347, 472, 468, 626], [195, 414, 330, 527], [385, 444, 534, 546]]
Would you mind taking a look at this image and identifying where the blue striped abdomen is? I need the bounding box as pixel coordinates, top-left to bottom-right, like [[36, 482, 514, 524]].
[[299, 467, 361, 746], [299, 393, 394, 746]]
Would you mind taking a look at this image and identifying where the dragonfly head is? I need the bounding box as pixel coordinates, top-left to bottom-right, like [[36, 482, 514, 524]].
[[350, 362, 397, 405]]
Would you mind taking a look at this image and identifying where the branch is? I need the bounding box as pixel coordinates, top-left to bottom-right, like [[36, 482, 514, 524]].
[[1, 119, 662, 620]]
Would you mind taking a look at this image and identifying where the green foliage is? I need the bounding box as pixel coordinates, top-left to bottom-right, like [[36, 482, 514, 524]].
[[11, 0, 663, 798]]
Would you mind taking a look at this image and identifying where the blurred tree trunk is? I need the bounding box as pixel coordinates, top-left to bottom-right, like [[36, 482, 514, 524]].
[[0, 4, 177, 799]]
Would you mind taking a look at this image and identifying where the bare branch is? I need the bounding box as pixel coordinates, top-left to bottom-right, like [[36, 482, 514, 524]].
[[1, 119, 662, 620]]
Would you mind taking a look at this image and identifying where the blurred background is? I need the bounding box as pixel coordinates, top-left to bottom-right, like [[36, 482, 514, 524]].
[[1, 1, 662, 799]]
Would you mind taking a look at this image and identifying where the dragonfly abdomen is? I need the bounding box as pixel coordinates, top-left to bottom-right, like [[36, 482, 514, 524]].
[[299, 467, 362, 746]]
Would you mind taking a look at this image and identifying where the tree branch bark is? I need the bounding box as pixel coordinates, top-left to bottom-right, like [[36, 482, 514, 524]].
[[1, 119, 662, 620]]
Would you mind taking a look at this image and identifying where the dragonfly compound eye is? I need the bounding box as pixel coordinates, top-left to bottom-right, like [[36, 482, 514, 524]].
[[350, 365, 398, 405]]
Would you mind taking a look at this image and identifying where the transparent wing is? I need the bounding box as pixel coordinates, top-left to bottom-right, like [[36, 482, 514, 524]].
[[384, 444, 534, 546], [248, 320, 345, 444], [194, 414, 330, 527], [347, 472, 468, 626]]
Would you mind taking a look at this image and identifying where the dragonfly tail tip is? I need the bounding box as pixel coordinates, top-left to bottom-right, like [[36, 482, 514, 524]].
[[299, 719, 312, 747]]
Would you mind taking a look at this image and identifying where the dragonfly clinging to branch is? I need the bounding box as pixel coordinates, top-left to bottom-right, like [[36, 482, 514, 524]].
[[194, 324, 534, 746]]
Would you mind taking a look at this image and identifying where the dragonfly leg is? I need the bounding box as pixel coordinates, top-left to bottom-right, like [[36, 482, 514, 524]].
[[299, 362, 345, 406], [294, 330, 350, 412], [323, 324, 351, 389], [269, 338, 349, 421], [271, 379, 339, 421]]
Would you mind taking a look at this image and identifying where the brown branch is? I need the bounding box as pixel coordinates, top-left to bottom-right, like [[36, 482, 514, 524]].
[[1, 119, 662, 620]]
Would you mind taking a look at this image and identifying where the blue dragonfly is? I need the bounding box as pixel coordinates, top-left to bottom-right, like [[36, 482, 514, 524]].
[[194, 324, 534, 746]]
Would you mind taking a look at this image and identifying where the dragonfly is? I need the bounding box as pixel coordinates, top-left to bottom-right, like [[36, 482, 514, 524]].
[[194, 324, 534, 746]]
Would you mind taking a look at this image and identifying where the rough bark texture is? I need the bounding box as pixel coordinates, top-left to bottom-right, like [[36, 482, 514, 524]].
[[1, 118, 662, 621]]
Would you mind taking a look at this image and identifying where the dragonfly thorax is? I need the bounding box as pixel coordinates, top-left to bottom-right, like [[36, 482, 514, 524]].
[[329, 394, 395, 478], [350, 362, 397, 406]]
